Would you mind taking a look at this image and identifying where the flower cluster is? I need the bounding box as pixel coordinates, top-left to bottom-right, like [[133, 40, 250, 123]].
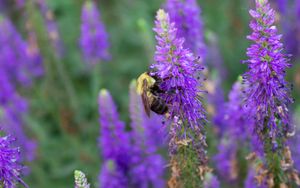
[[151, 9, 205, 130], [204, 174, 220, 188], [0, 131, 26, 188], [98, 89, 165, 187], [128, 81, 165, 188], [0, 16, 41, 162], [165, 0, 206, 59], [243, 0, 293, 143], [150, 9, 209, 186], [80, 1, 110, 64]]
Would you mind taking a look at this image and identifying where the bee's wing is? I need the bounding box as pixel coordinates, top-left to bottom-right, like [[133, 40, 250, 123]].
[[142, 79, 151, 117]]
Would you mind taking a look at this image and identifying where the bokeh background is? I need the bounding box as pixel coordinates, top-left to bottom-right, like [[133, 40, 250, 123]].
[[1, 0, 300, 187]]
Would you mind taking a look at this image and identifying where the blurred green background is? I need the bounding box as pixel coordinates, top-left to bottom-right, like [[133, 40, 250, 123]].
[[3, 0, 300, 187]]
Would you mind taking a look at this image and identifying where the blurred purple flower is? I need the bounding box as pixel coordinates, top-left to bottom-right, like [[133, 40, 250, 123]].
[[99, 88, 166, 187], [0, 131, 27, 188], [244, 169, 256, 188], [165, 0, 206, 59], [204, 174, 220, 188], [213, 138, 237, 181], [288, 113, 300, 172], [224, 82, 252, 140], [0, 16, 42, 86], [80, 1, 110, 64], [98, 89, 131, 171], [99, 160, 128, 188], [129, 81, 165, 188], [244, 168, 267, 188], [98, 89, 131, 187], [0, 16, 40, 162], [129, 80, 165, 148], [207, 78, 226, 134], [243, 0, 292, 144], [206, 32, 227, 81], [276, 0, 287, 14]]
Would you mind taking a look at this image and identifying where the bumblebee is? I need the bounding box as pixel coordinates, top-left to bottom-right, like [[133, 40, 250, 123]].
[[136, 72, 168, 117]]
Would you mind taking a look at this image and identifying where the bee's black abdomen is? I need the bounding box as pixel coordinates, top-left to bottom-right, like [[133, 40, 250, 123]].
[[151, 98, 168, 115]]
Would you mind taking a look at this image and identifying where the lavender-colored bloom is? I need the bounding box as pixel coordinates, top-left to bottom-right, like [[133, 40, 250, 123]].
[[276, 0, 287, 14], [165, 0, 206, 59], [243, 0, 292, 143], [244, 169, 257, 188], [0, 17, 39, 162], [129, 81, 165, 188], [80, 1, 110, 64], [98, 89, 131, 172], [99, 160, 128, 188], [0, 17, 42, 86], [206, 77, 226, 134], [151, 10, 208, 184], [224, 82, 252, 140], [204, 174, 220, 188], [151, 9, 205, 130], [213, 137, 238, 181], [244, 168, 267, 188], [206, 32, 227, 81], [0, 132, 26, 188], [99, 88, 166, 187], [129, 80, 165, 148], [224, 82, 263, 155], [74, 170, 90, 188], [288, 112, 300, 172], [98, 89, 131, 187]]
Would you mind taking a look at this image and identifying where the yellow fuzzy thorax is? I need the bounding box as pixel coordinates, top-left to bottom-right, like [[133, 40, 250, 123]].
[[136, 72, 156, 95]]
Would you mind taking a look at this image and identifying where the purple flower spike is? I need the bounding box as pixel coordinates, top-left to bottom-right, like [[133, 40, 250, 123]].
[[165, 0, 206, 59], [99, 160, 128, 188], [151, 9, 206, 130], [80, 1, 110, 64], [98, 89, 131, 170], [129, 81, 165, 188], [151, 10, 208, 185], [204, 174, 220, 188], [0, 16, 39, 162], [0, 131, 27, 188], [243, 0, 292, 142]]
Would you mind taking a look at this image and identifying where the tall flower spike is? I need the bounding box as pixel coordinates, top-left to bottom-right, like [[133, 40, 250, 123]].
[[0, 16, 38, 162], [98, 89, 130, 188], [165, 0, 206, 59], [128, 80, 165, 188], [74, 170, 90, 188], [243, 0, 292, 144], [151, 9, 205, 129], [151, 9, 208, 187], [99, 160, 128, 188], [0, 131, 27, 188], [204, 174, 220, 188], [80, 1, 110, 64], [243, 0, 296, 186]]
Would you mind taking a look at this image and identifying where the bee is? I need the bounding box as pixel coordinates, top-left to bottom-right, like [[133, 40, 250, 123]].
[[136, 72, 168, 117]]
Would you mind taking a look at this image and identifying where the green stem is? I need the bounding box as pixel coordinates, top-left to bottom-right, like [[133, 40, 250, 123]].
[[262, 122, 284, 188], [91, 63, 102, 105], [52, 56, 79, 111]]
